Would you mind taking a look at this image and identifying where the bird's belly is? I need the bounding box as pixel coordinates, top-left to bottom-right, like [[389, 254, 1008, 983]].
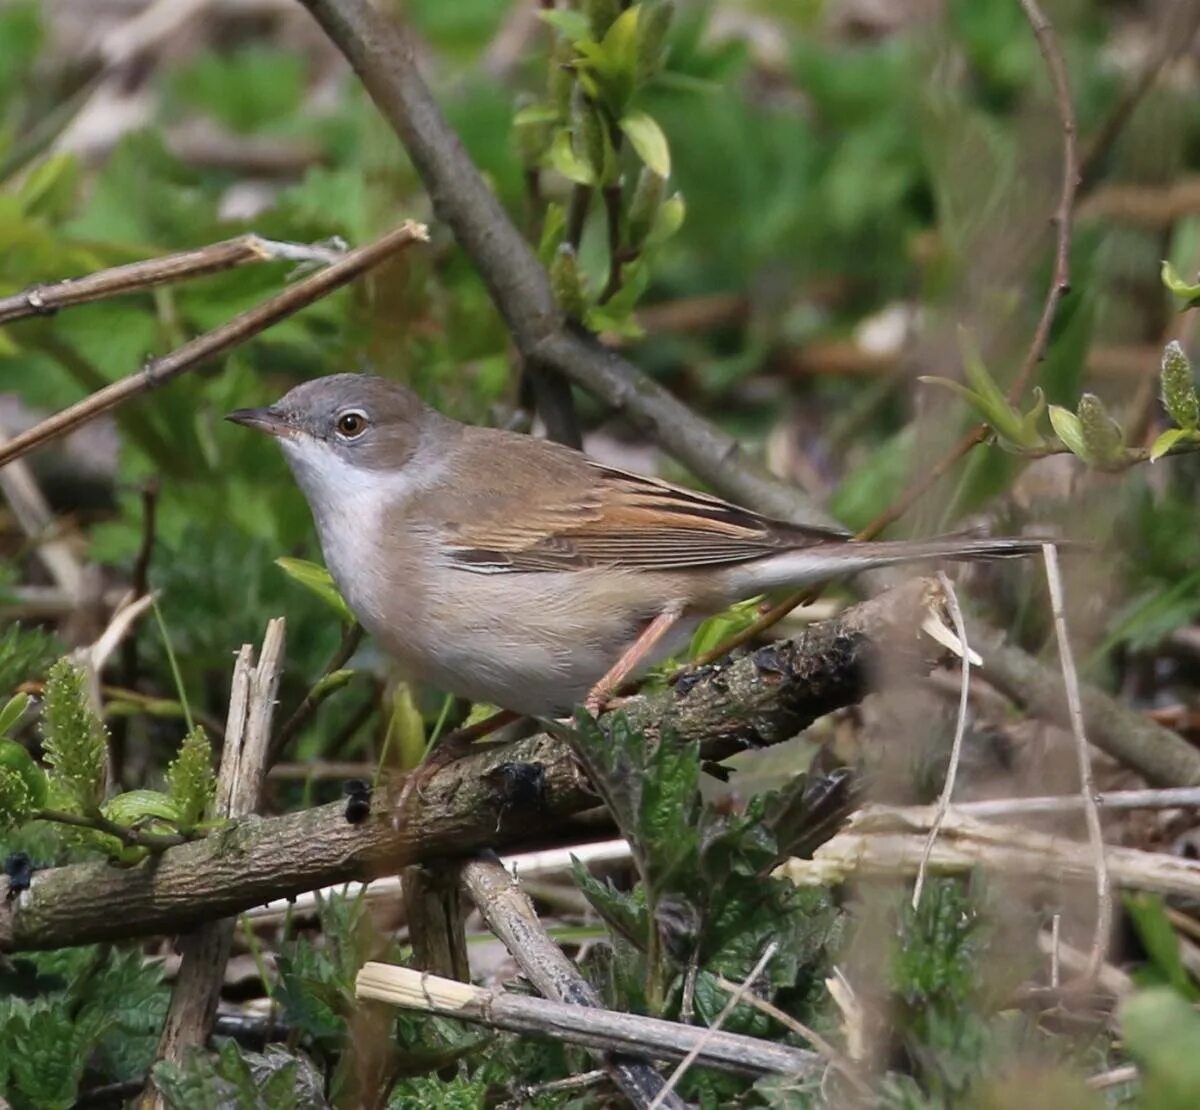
[[366, 567, 695, 717]]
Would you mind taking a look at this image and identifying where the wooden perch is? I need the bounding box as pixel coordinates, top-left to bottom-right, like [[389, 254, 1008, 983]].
[[0, 579, 942, 952], [355, 963, 822, 1080], [461, 856, 682, 1109], [144, 620, 286, 1106]]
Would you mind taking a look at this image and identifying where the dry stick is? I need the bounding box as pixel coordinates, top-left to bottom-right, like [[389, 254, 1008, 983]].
[[0, 426, 85, 596], [355, 962, 819, 1079], [0, 222, 428, 468], [912, 573, 970, 909], [461, 856, 681, 1110], [0, 234, 344, 326], [1042, 543, 1111, 980], [144, 619, 286, 1107], [695, 0, 1083, 666], [649, 942, 779, 1110], [957, 787, 1200, 817]]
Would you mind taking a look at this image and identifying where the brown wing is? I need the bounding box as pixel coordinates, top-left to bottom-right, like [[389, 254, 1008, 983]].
[[436, 433, 848, 574]]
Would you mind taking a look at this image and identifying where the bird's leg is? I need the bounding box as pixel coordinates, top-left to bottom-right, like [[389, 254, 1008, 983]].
[[584, 603, 685, 716]]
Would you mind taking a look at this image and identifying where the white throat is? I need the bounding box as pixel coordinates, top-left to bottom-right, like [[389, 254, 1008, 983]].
[[279, 437, 414, 617]]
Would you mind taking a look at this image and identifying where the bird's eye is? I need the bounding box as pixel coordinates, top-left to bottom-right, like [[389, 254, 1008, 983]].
[[335, 411, 368, 439]]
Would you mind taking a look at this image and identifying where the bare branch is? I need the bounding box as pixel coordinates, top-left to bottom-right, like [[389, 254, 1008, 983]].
[[462, 856, 681, 1109], [0, 222, 428, 469], [148, 619, 286, 1098], [0, 581, 942, 952], [0, 235, 343, 326], [355, 962, 821, 1080], [1042, 544, 1111, 979]]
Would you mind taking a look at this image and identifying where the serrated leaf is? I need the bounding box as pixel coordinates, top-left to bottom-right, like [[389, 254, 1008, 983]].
[[1163, 260, 1200, 309], [620, 110, 671, 176], [274, 558, 354, 624], [1150, 427, 1190, 463]]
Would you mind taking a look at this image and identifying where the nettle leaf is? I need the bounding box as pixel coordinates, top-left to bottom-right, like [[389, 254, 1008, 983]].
[[275, 557, 354, 624], [1163, 260, 1200, 309], [0, 624, 60, 695], [40, 659, 107, 816], [620, 109, 671, 176], [7, 999, 108, 1107], [571, 857, 648, 946]]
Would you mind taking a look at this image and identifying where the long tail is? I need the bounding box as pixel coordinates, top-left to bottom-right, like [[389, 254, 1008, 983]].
[[730, 535, 1055, 595]]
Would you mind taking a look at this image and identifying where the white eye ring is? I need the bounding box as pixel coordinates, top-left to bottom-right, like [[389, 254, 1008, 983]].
[[335, 410, 369, 439]]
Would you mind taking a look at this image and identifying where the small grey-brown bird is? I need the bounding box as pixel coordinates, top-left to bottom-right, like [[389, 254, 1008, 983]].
[[228, 374, 1044, 718]]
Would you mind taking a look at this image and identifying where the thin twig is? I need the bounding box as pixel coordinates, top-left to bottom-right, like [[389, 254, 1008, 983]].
[[0, 234, 344, 326], [0, 223, 427, 468], [33, 808, 189, 851], [356, 960, 819, 1079], [913, 573, 970, 909], [461, 855, 680, 1109], [1042, 543, 1111, 980], [1085, 1064, 1138, 1091], [700, 0, 1083, 658], [649, 942, 779, 1109]]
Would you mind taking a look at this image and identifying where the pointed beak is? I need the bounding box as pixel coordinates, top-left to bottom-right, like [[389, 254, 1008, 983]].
[[225, 406, 292, 438]]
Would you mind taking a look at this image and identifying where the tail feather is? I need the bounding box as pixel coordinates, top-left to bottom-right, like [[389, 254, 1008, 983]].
[[723, 534, 1059, 596]]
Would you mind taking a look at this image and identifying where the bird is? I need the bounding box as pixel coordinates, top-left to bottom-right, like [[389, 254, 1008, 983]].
[[228, 373, 1046, 720]]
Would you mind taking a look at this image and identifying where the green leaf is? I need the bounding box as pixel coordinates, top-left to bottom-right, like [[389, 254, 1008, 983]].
[[0, 691, 30, 736], [1049, 404, 1088, 460], [1150, 427, 1191, 463], [512, 103, 561, 127], [536, 9, 592, 44], [547, 129, 596, 185], [620, 110, 671, 176], [166, 727, 217, 828], [644, 192, 686, 248], [1126, 893, 1199, 1000], [40, 659, 108, 816], [1163, 260, 1200, 309], [274, 558, 354, 624], [1122, 987, 1200, 1109], [550, 243, 587, 318]]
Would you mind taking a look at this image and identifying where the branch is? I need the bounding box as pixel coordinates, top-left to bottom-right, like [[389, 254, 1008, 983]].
[[147, 620, 286, 1102], [0, 222, 428, 468], [0, 234, 344, 326], [355, 963, 822, 1080], [0, 580, 943, 952], [461, 856, 682, 1109], [295, 0, 833, 530]]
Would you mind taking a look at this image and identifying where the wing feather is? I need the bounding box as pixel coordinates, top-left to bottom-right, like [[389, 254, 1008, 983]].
[[443, 457, 849, 574]]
